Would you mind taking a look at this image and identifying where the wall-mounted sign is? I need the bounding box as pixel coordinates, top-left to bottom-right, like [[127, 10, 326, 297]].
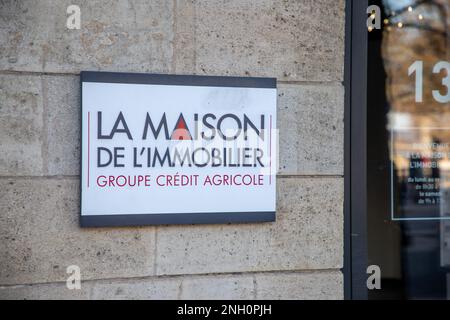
[[80, 71, 277, 227]]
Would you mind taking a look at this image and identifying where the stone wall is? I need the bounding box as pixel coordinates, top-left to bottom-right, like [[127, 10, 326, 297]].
[[0, 0, 345, 299]]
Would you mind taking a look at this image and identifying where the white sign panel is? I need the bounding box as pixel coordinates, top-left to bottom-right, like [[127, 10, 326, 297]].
[[80, 72, 277, 227]]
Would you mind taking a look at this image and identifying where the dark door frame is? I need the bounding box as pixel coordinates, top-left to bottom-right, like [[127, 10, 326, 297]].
[[344, 0, 369, 300]]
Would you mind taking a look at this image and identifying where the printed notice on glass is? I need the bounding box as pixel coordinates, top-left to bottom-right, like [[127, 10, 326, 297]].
[[390, 127, 450, 220]]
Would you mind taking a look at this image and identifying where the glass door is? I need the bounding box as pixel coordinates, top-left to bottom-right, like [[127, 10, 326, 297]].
[[361, 0, 450, 299]]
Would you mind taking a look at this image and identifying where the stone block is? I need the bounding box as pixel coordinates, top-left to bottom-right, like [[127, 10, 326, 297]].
[[0, 0, 174, 73], [175, 0, 345, 81], [0, 178, 156, 285], [0, 74, 44, 175], [256, 271, 343, 300], [155, 177, 343, 276], [277, 84, 344, 175]]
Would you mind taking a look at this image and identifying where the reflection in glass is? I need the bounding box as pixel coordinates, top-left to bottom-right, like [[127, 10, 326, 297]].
[[368, 0, 450, 299]]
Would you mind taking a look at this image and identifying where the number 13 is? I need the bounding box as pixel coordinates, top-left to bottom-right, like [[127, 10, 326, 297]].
[[408, 60, 450, 103]]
